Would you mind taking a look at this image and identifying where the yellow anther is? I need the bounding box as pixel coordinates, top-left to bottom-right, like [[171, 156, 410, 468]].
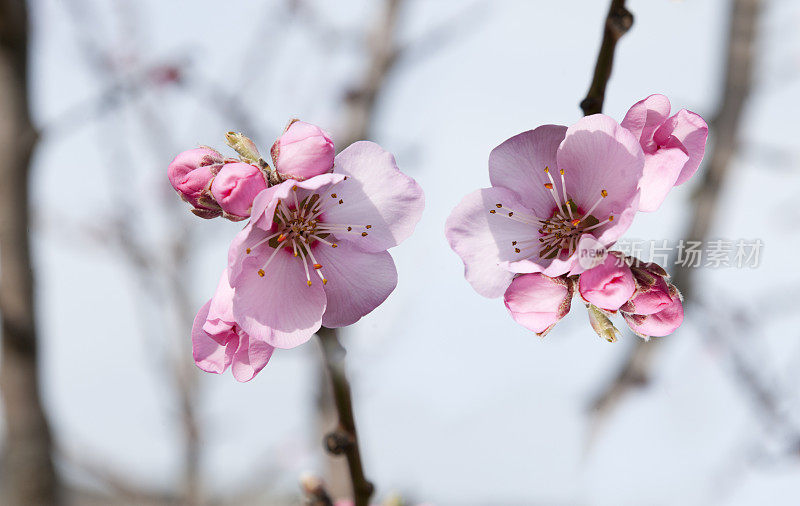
[[544, 166, 550, 173], [332, 243, 338, 248], [508, 212, 514, 217], [608, 216, 614, 221], [331, 193, 337, 198], [514, 248, 521, 253], [307, 280, 313, 286], [338, 199, 343, 204], [313, 264, 322, 270], [559, 168, 564, 175], [601, 189, 608, 198], [365, 225, 371, 229], [323, 278, 328, 285], [347, 226, 352, 231], [246, 248, 251, 254], [496, 204, 502, 208], [544, 183, 554, 190], [257, 269, 265, 277], [489, 210, 496, 214], [361, 232, 368, 237]]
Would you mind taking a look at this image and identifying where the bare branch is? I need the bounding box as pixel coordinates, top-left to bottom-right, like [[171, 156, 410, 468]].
[[318, 328, 374, 506], [580, 0, 634, 115]]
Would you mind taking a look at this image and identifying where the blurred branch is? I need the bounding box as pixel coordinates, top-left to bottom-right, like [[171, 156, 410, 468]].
[[701, 297, 800, 456], [338, 0, 405, 148], [0, 0, 60, 503], [589, 0, 763, 423], [318, 329, 374, 506], [393, 1, 489, 68], [580, 0, 633, 115]]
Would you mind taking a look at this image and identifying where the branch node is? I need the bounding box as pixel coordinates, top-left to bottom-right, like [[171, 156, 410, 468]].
[[324, 429, 355, 455]]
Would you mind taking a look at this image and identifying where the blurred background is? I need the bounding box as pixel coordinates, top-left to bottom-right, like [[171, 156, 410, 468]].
[[1, 0, 798, 504]]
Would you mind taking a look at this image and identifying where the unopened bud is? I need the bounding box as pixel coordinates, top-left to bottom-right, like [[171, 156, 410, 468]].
[[620, 279, 684, 338], [271, 120, 335, 181], [168, 147, 223, 207], [210, 162, 267, 220], [503, 273, 573, 337]]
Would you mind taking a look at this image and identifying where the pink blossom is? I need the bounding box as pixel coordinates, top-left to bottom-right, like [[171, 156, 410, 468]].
[[168, 147, 224, 216], [210, 162, 268, 219], [445, 115, 644, 298], [271, 120, 335, 181], [504, 273, 573, 336], [621, 94, 708, 212], [227, 141, 424, 349], [191, 270, 275, 382], [578, 253, 635, 311]]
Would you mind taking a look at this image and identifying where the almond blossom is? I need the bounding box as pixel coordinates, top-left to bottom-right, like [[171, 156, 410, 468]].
[[621, 94, 708, 211], [445, 114, 644, 299], [226, 141, 424, 349]]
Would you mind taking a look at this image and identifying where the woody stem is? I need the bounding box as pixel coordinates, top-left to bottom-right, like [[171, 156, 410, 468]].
[[317, 327, 374, 506]]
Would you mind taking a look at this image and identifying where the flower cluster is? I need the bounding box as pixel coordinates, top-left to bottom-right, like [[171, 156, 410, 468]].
[[445, 94, 707, 340], [170, 121, 424, 381]]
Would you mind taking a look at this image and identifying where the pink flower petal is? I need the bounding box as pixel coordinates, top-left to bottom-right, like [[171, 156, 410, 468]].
[[556, 114, 644, 245], [637, 146, 689, 212], [312, 242, 398, 327], [654, 109, 708, 186], [230, 334, 275, 382], [488, 125, 568, 215], [620, 94, 672, 152], [445, 187, 539, 298], [324, 141, 424, 253], [232, 247, 326, 349], [191, 301, 238, 374]]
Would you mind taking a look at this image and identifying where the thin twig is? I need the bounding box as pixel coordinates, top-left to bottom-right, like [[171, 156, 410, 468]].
[[580, 0, 633, 115], [317, 328, 374, 506], [318, 0, 407, 497]]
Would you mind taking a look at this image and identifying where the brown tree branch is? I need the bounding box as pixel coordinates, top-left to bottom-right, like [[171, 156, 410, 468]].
[[318, 328, 374, 506], [580, 0, 633, 115], [589, 0, 763, 420], [318, 0, 406, 500], [0, 0, 60, 503]]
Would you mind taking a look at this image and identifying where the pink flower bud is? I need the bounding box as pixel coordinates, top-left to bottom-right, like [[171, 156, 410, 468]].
[[622, 296, 683, 338], [210, 162, 267, 219], [271, 120, 335, 181], [175, 165, 217, 207], [168, 147, 222, 201], [578, 253, 635, 311], [621, 279, 684, 337], [620, 277, 673, 315], [503, 273, 573, 336]]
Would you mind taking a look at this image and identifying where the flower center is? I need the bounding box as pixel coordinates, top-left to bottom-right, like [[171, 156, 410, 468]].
[[245, 183, 372, 286], [489, 167, 614, 260]]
